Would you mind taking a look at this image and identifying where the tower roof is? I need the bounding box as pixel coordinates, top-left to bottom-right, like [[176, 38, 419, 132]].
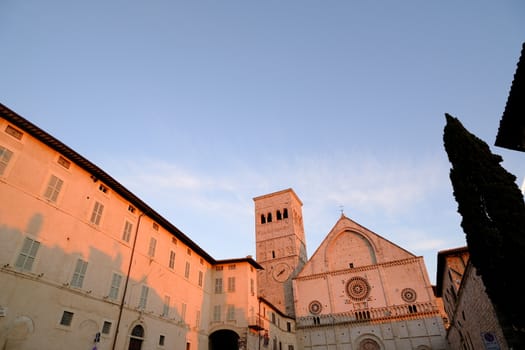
[[253, 188, 303, 205]]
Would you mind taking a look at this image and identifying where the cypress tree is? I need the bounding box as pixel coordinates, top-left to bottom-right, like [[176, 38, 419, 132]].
[[443, 113, 525, 346]]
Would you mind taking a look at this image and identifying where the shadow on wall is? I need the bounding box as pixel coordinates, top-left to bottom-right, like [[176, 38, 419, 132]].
[[0, 214, 192, 350]]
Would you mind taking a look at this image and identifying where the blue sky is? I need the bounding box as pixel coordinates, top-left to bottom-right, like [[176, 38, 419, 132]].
[[1, 1, 524, 284]]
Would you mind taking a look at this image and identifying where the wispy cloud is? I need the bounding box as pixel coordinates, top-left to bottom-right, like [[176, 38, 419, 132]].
[[279, 152, 449, 216], [107, 151, 451, 229], [101, 151, 459, 281]]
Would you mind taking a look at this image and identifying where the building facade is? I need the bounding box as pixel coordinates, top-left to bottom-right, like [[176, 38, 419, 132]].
[[436, 247, 508, 350], [254, 189, 308, 318], [294, 215, 447, 350], [255, 189, 448, 350], [0, 103, 447, 349]]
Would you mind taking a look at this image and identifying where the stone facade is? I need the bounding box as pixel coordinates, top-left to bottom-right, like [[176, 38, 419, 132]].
[[293, 215, 447, 350], [436, 248, 508, 350], [254, 189, 307, 317]]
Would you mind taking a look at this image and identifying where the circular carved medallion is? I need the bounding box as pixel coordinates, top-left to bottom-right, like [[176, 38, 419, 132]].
[[308, 300, 322, 314], [345, 277, 371, 301], [401, 288, 417, 303], [359, 338, 380, 350]]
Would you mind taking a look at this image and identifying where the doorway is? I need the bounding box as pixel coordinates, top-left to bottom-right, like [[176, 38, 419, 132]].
[[128, 325, 144, 350], [209, 329, 239, 350]]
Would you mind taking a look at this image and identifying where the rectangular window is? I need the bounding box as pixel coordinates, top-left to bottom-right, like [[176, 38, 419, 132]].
[[169, 251, 176, 269], [102, 321, 112, 334], [90, 201, 104, 225], [5, 125, 23, 140], [288, 346, 294, 350], [195, 310, 201, 329], [148, 237, 157, 257], [228, 264, 236, 270], [159, 335, 165, 346], [162, 295, 170, 317], [184, 262, 190, 278], [0, 146, 13, 175], [60, 311, 74, 326], [215, 278, 223, 293], [138, 285, 149, 309], [15, 237, 40, 271], [250, 278, 255, 295], [287, 322, 291, 332], [198, 271, 203, 287], [227, 277, 236, 292], [57, 156, 71, 169], [109, 273, 122, 300], [122, 221, 133, 242], [181, 303, 187, 322], [227, 304, 235, 321], [43, 175, 63, 202], [213, 305, 221, 322], [70, 258, 88, 288]]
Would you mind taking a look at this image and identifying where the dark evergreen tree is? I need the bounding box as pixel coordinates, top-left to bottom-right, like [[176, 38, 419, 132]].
[[443, 113, 525, 346]]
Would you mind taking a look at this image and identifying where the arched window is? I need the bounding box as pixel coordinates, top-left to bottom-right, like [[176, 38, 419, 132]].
[[131, 325, 144, 337], [261, 214, 266, 224], [267, 212, 272, 223], [272, 251, 275, 259], [276, 210, 282, 220], [129, 325, 144, 350], [283, 208, 288, 219]]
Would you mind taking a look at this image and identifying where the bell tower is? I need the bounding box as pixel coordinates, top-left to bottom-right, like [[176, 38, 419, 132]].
[[254, 188, 307, 316]]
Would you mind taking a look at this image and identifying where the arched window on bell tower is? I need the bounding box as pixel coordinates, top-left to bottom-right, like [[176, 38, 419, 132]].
[[283, 208, 288, 219], [261, 214, 266, 224], [267, 212, 272, 222], [276, 210, 282, 220]]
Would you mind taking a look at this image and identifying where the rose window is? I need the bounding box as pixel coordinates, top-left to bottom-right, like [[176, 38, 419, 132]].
[[401, 288, 417, 303], [308, 300, 322, 315], [345, 277, 371, 301]]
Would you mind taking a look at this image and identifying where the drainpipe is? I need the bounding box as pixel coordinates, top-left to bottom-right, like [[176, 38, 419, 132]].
[[258, 298, 261, 350], [111, 212, 146, 350]]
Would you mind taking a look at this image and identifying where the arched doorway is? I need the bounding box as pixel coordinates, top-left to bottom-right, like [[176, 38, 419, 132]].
[[209, 329, 239, 350], [128, 324, 144, 350]]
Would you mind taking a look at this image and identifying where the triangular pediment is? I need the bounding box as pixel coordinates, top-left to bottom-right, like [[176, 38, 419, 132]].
[[297, 215, 415, 277]]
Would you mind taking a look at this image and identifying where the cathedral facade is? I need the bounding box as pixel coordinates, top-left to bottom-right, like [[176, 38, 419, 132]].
[[0, 103, 447, 349], [255, 189, 448, 350]]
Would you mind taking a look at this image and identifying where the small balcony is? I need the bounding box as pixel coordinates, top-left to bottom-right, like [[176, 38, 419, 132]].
[[248, 315, 265, 331]]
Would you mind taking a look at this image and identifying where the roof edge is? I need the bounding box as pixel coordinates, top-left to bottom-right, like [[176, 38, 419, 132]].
[[0, 102, 217, 264]]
